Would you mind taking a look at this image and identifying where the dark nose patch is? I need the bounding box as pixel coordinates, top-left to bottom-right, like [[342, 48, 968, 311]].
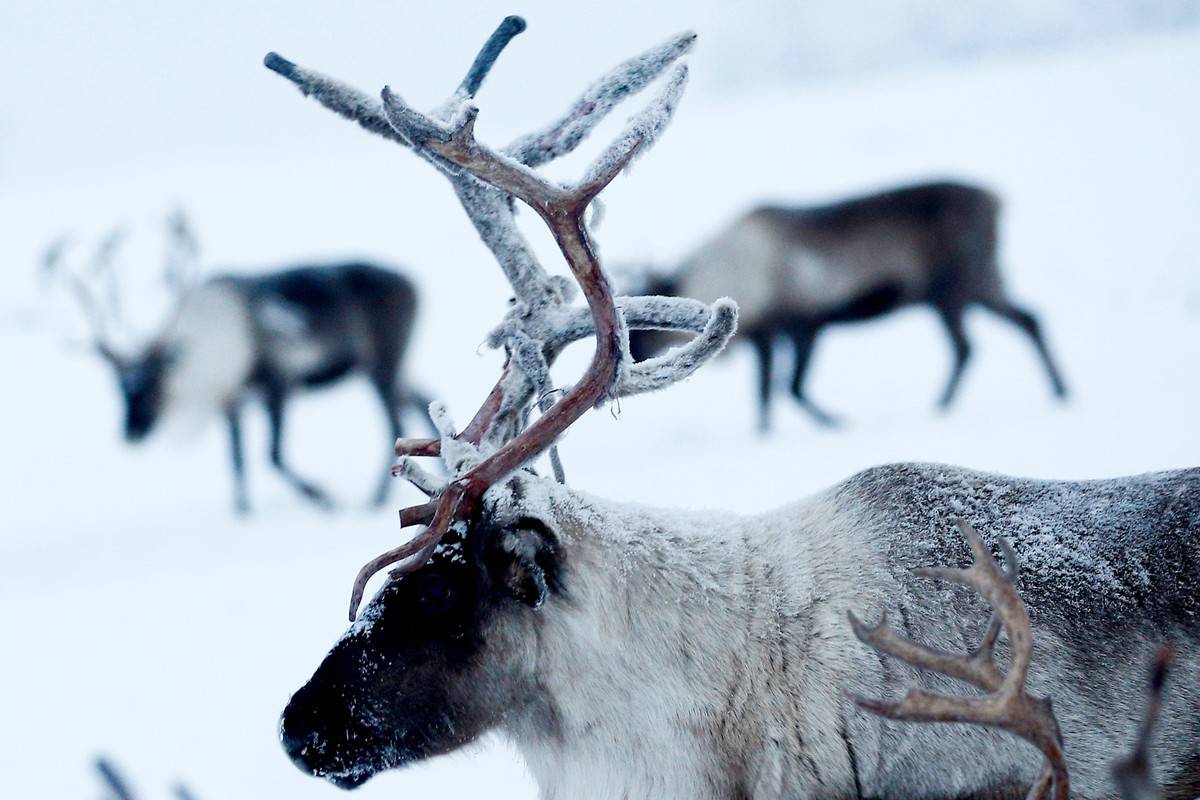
[[280, 689, 325, 775]]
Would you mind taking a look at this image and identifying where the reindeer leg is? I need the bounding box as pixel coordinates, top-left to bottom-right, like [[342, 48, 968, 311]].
[[225, 405, 250, 515], [370, 378, 404, 507], [935, 304, 972, 410], [265, 385, 335, 510], [749, 331, 774, 434], [983, 300, 1068, 400], [786, 322, 840, 428]]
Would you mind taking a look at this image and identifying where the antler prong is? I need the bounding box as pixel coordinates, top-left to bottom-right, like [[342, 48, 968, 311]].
[[395, 437, 442, 458], [348, 483, 466, 619], [41, 231, 126, 363], [454, 15, 527, 99], [391, 457, 445, 496], [575, 62, 688, 205], [378, 88, 454, 146], [504, 31, 697, 168], [849, 519, 1069, 800], [399, 501, 437, 528]]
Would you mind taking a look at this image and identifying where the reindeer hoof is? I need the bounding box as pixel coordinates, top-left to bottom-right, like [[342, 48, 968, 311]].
[[300, 486, 336, 511]]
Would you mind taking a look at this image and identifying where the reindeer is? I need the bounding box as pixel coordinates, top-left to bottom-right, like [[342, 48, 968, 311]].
[[627, 182, 1070, 431], [265, 18, 1200, 799], [44, 216, 430, 513]]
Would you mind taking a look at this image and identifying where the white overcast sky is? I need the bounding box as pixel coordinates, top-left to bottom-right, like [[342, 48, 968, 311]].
[[2, 0, 1195, 187]]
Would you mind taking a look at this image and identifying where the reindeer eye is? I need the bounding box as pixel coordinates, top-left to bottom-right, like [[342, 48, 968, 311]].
[[416, 574, 456, 614]]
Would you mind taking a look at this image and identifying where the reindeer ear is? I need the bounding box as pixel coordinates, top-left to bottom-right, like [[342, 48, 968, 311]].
[[488, 520, 561, 609]]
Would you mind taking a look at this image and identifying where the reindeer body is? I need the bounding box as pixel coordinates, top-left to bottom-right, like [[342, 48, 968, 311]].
[[502, 466, 1200, 800], [631, 181, 1068, 429], [120, 262, 427, 511], [283, 464, 1200, 799]]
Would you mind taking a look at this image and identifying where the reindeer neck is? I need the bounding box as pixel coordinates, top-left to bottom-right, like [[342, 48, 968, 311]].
[[500, 484, 855, 799]]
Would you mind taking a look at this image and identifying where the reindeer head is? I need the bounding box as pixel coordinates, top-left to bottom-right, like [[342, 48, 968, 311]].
[[265, 15, 736, 787], [43, 212, 201, 442], [281, 512, 563, 787]]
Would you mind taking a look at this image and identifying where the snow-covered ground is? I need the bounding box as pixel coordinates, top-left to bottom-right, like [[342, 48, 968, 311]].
[[1, 9, 1198, 799]]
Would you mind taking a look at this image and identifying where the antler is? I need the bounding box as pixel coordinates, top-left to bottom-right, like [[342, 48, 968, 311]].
[[163, 209, 200, 295], [848, 519, 1069, 800], [1112, 646, 1172, 800], [41, 229, 126, 364], [266, 17, 737, 620]]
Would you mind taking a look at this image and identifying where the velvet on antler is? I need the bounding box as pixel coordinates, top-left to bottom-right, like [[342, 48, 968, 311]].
[[265, 17, 737, 620]]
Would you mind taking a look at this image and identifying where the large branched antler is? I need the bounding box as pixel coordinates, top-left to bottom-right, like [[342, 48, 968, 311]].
[[848, 519, 1069, 800], [42, 214, 204, 361], [266, 17, 737, 620]]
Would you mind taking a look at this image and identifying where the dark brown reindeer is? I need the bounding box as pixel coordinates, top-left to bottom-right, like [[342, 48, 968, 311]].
[[44, 217, 430, 512], [628, 182, 1070, 430], [266, 16, 1199, 800]]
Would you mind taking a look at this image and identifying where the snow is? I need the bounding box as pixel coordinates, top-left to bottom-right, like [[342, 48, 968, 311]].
[[2, 9, 1199, 800]]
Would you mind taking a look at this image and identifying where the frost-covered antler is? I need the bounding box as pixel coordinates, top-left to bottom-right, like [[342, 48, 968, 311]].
[[848, 520, 1070, 800], [266, 16, 737, 620]]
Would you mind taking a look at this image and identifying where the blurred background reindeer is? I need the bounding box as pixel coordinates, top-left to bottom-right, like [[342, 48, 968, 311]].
[[628, 180, 1069, 431], [42, 213, 432, 513]]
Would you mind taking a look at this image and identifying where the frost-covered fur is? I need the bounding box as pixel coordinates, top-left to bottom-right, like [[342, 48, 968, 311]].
[[497, 464, 1200, 799]]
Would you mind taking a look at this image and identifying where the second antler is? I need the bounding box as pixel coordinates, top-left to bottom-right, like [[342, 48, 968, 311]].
[[266, 17, 737, 620], [848, 519, 1070, 800]]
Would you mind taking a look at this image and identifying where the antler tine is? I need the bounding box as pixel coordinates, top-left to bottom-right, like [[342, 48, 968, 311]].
[[380, 55, 690, 217], [164, 209, 201, 294], [1112, 646, 1172, 800], [266, 20, 559, 313], [391, 457, 446, 497], [454, 15, 527, 100], [616, 298, 737, 396], [264, 52, 412, 147], [44, 237, 121, 363], [40, 235, 71, 283], [849, 519, 1069, 800], [348, 482, 465, 618], [504, 31, 697, 168], [89, 227, 126, 324]]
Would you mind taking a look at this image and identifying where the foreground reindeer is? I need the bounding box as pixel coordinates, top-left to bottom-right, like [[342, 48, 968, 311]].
[[45, 218, 428, 512], [628, 183, 1069, 430], [267, 18, 1199, 799]]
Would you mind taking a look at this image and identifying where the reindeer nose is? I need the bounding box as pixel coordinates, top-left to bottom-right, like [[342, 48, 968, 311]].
[[279, 695, 323, 774]]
